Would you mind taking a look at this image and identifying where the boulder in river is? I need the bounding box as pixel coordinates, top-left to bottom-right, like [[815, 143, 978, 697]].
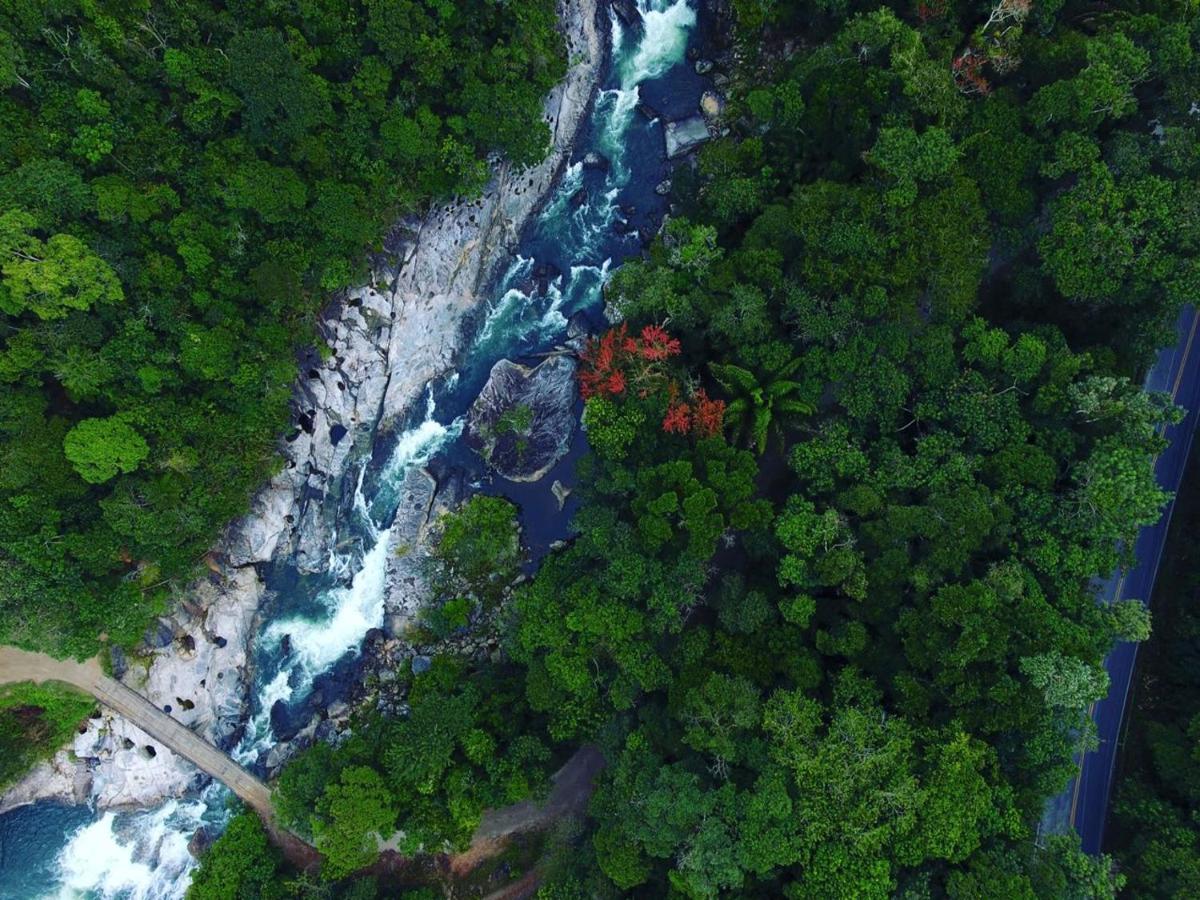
[[695, 58, 715, 75], [188, 826, 217, 859], [665, 116, 711, 158], [566, 311, 590, 353], [551, 479, 572, 511], [582, 150, 610, 171], [700, 90, 725, 119], [466, 356, 578, 482], [637, 100, 661, 122]]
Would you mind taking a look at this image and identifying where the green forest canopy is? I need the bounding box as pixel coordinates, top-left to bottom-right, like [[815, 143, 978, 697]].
[[0, 0, 564, 657], [0, 0, 1194, 896]]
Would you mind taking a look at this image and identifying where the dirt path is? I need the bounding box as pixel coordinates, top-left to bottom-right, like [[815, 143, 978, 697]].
[[0, 645, 273, 819], [447, 745, 606, 877]]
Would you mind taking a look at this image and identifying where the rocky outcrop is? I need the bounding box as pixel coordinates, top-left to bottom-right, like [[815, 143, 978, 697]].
[[0, 565, 264, 815], [0, 750, 88, 813], [665, 116, 712, 158], [466, 356, 579, 482], [382, 466, 441, 639], [0, 0, 604, 817], [700, 90, 725, 119]]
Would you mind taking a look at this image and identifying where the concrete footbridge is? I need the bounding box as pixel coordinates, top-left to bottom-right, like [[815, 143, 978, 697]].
[[0, 645, 276, 821]]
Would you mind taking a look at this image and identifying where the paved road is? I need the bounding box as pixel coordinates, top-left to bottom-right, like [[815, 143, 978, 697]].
[[1041, 305, 1200, 852], [0, 645, 274, 820]]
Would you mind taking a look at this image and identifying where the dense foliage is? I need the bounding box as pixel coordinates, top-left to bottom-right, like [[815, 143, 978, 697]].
[[187, 812, 286, 900], [271, 657, 554, 878], [0, 681, 94, 791], [524, 0, 1196, 895], [0, 0, 564, 656]]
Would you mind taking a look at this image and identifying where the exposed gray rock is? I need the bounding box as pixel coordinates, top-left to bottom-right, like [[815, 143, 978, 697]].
[[566, 311, 591, 353], [552, 479, 572, 511], [466, 356, 579, 482], [582, 151, 609, 171], [144, 620, 174, 649], [326, 700, 349, 722], [382, 466, 439, 635], [0, 751, 83, 815], [188, 826, 217, 859], [665, 116, 712, 158], [694, 58, 714, 75], [654, 178, 673, 196], [566, 311, 590, 341], [637, 101, 661, 122], [610, 0, 643, 31], [412, 656, 432, 675]]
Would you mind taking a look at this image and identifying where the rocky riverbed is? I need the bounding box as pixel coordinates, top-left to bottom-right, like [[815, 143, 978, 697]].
[[0, 0, 604, 818]]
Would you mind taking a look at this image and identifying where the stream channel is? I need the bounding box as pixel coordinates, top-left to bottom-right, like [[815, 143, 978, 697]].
[[0, 2, 709, 895]]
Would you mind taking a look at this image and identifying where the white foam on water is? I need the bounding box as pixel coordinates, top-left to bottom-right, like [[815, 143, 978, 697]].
[[376, 414, 459, 488], [595, 87, 641, 180], [251, 387, 460, 725], [53, 800, 207, 900], [537, 163, 585, 225], [538, 260, 614, 332], [351, 463, 377, 541], [260, 528, 393, 689], [233, 669, 294, 765], [620, 0, 697, 89]]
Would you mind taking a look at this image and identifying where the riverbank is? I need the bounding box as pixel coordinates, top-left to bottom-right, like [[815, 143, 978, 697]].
[[0, 0, 604, 819]]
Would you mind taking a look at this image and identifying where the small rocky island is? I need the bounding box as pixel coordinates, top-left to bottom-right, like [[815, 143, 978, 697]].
[[466, 355, 579, 482]]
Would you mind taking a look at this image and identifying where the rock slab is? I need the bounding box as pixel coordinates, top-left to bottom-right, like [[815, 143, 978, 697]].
[[665, 116, 712, 158], [466, 356, 579, 482]]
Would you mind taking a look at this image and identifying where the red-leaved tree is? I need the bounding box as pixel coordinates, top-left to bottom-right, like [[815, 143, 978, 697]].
[[578, 323, 726, 439], [578, 323, 682, 400]]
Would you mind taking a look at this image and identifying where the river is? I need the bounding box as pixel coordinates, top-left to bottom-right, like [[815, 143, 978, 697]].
[[0, 2, 707, 896]]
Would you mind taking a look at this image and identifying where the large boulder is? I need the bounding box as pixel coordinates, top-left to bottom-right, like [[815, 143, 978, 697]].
[[665, 116, 711, 158], [466, 356, 578, 482]]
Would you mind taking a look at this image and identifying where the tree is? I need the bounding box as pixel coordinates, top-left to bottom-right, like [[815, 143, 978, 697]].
[[312, 766, 396, 880], [710, 357, 813, 454], [1019, 652, 1109, 711], [63, 417, 150, 484], [864, 126, 960, 207], [430, 496, 521, 607], [187, 812, 284, 900], [0, 211, 123, 320], [1030, 32, 1151, 129]]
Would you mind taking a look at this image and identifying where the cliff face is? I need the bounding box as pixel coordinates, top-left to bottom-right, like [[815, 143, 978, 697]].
[[0, 0, 604, 817]]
